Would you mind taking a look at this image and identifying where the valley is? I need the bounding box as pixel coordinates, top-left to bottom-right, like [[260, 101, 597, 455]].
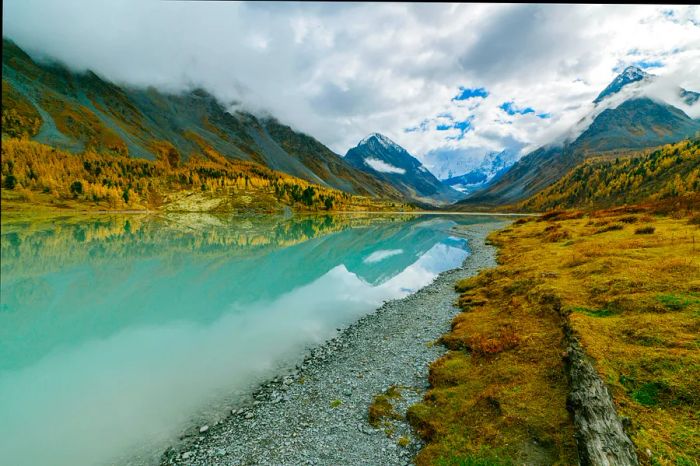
[[2, 8, 700, 466]]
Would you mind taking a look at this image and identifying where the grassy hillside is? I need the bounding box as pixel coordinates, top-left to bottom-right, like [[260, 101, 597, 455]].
[[518, 139, 700, 212], [0, 138, 412, 213], [409, 207, 699, 465]]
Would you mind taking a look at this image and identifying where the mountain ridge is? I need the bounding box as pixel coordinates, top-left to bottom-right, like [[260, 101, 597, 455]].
[[516, 138, 699, 212], [454, 66, 700, 209], [1, 38, 404, 201], [593, 66, 651, 104]]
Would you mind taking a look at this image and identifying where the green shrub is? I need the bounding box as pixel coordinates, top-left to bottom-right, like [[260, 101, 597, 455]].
[[70, 180, 83, 196], [3, 174, 17, 189]]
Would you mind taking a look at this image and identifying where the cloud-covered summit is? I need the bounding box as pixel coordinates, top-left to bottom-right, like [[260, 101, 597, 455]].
[[3, 2, 699, 175]]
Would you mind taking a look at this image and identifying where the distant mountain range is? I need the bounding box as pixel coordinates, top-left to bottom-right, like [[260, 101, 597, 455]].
[[442, 150, 517, 194], [455, 66, 700, 209], [344, 133, 463, 205]]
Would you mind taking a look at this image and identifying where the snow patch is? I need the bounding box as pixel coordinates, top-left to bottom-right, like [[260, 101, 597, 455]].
[[364, 157, 406, 174]]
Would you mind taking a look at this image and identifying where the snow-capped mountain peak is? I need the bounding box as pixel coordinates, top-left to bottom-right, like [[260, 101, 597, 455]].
[[620, 66, 647, 80], [593, 66, 652, 104], [358, 133, 405, 153], [442, 150, 517, 194]]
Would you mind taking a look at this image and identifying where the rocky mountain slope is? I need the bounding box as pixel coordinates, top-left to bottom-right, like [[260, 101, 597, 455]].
[[1, 39, 401, 200]]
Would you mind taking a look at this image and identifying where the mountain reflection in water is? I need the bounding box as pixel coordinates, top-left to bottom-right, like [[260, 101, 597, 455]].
[[0, 212, 501, 466]]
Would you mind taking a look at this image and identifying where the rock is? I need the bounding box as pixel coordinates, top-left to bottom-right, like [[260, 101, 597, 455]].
[[565, 332, 639, 465], [181, 451, 193, 460], [199, 425, 209, 433], [245, 412, 254, 419]]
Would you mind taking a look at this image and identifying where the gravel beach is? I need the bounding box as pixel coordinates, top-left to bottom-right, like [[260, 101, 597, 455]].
[[161, 220, 508, 466]]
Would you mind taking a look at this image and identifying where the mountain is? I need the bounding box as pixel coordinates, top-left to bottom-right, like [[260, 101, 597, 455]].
[[344, 133, 464, 205], [1, 39, 402, 200], [443, 150, 517, 194], [455, 67, 700, 209], [593, 66, 652, 104], [594, 65, 700, 106], [680, 88, 700, 106], [518, 138, 699, 211]]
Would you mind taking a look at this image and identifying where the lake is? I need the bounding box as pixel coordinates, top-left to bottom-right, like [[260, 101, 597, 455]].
[[0, 212, 501, 466]]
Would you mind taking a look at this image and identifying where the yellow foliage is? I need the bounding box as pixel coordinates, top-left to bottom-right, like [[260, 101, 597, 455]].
[[1, 138, 411, 213], [519, 139, 700, 211], [1, 80, 42, 138]]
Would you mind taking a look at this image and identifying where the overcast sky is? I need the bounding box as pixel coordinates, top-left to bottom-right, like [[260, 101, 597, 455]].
[[4, 2, 700, 176]]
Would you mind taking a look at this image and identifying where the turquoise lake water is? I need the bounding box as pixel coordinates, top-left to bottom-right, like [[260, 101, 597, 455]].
[[0, 213, 501, 466]]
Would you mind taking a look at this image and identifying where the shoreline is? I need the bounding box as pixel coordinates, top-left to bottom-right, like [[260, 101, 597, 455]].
[[0, 208, 531, 219], [159, 219, 509, 466]]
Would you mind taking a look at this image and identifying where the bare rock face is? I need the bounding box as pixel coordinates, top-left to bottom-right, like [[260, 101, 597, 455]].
[[564, 334, 639, 466]]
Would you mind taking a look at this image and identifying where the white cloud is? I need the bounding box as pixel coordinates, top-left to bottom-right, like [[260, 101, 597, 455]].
[[364, 158, 406, 174], [3, 2, 700, 175], [363, 249, 404, 264]]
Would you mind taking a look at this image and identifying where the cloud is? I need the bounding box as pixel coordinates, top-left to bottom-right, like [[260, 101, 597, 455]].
[[3, 2, 700, 176], [363, 249, 404, 264], [363, 158, 406, 174]]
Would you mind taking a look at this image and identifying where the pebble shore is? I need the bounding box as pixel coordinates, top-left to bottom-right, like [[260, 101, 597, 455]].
[[161, 221, 506, 466]]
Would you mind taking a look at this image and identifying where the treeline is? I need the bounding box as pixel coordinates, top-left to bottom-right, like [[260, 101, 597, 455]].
[[519, 139, 700, 211], [1, 138, 406, 212]]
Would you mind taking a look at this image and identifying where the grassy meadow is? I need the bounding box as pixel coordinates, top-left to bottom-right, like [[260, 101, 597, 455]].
[[406, 204, 699, 466]]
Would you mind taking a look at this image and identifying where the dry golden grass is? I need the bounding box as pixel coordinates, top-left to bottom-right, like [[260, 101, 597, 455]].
[[410, 207, 700, 466]]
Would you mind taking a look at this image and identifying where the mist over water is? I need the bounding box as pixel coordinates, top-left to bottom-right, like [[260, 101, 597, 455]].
[[0, 213, 498, 466]]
